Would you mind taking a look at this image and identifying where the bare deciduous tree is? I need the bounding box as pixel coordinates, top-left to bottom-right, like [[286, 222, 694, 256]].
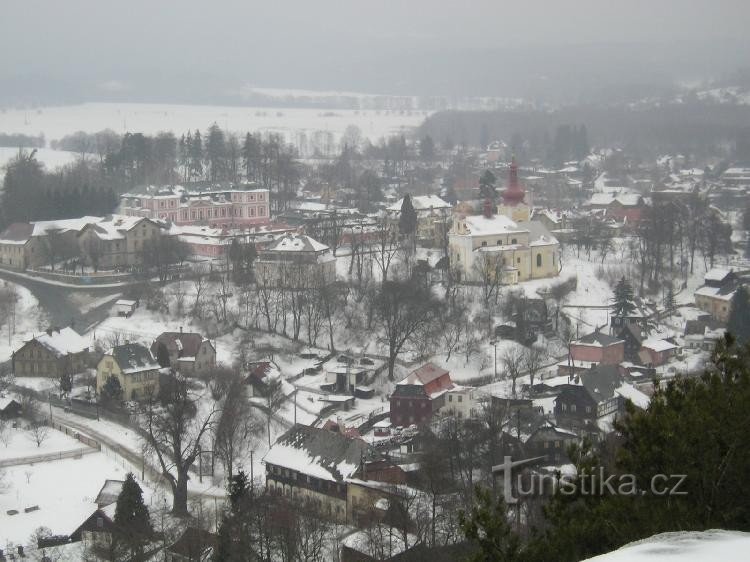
[[140, 375, 217, 515]]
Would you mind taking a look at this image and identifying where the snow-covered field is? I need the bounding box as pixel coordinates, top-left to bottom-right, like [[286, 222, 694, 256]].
[[0, 146, 79, 178], [0, 425, 92, 463], [0, 102, 428, 149], [585, 530, 750, 561], [0, 452, 161, 546]]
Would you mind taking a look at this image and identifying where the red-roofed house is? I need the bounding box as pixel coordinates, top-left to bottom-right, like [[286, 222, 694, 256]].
[[390, 363, 454, 426], [151, 330, 216, 374]]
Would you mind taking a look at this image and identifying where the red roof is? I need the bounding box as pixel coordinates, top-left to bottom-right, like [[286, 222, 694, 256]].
[[398, 362, 450, 386]]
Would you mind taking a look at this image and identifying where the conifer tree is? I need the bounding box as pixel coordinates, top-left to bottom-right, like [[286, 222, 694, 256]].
[[727, 285, 750, 346], [114, 473, 152, 559], [479, 169, 497, 201], [611, 277, 636, 317], [398, 194, 418, 237]]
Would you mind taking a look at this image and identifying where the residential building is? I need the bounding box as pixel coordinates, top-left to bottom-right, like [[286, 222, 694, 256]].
[[151, 330, 216, 374], [12, 326, 90, 378], [390, 363, 455, 427], [570, 331, 625, 366], [263, 425, 402, 524], [524, 422, 579, 465], [70, 504, 117, 553], [449, 160, 560, 284], [255, 233, 336, 288], [0, 396, 22, 419], [0, 222, 35, 269], [441, 386, 477, 419], [694, 268, 739, 323], [386, 194, 453, 246], [553, 385, 597, 428], [584, 192, 646, 224], [96, 343, 161, 401], [120, 186, 270, 228], [77, 215, 164, 269], [639, 338, 678, 367]]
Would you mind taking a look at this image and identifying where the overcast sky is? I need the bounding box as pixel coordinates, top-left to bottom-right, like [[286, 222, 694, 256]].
[[2, 1, 749, 102]]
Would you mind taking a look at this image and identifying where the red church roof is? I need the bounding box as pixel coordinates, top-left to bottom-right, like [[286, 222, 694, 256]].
[[502, 158, 526, 206]]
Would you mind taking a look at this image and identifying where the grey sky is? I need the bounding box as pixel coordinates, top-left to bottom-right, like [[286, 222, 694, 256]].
[[2, 1, 749, 101]]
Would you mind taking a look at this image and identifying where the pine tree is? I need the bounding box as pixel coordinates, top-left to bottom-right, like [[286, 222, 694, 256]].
[[479, 169, 497, 201], [460, 487, 522, 561], [114, 473, 152, 558], [727, 286, 750, 346], [611, 277, 636, 317], [190, 130, 203, 181], [398, 194, 418, 237]]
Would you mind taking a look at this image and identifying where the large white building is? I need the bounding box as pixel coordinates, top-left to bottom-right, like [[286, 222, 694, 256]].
[[449, 160, 560, 284]]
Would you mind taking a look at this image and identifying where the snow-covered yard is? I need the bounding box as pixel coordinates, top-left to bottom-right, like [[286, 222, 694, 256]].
[[0, 282, 48, 363], [0, 424, 93, 463], [0, 452, 161, 547]]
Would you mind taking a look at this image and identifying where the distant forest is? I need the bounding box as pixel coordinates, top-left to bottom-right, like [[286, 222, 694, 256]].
[[419, 102, 750, 162]]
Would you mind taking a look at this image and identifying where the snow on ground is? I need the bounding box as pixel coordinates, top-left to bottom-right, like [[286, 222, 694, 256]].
[[0, 424, 93, 462], [0, 146, 78, 178], [585, 530, 750, 561], [0, 451, 161, 546], [0, 281, 48, 363], [0, 102, 428, 153]]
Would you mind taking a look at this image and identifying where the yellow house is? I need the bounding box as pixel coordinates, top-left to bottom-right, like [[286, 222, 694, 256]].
[[97, 343, 160, 401]]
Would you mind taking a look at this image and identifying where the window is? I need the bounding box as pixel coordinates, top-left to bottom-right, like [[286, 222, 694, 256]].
[[536, 253, 542, 267], [517, 257, 521, 264], [497, 240, 502, 245], [458, 395, 463, 403], [448, 395, 453, 402], [481, 241, 487, 247], [511, 238, 517, 244], [571, 404, 577, 412]]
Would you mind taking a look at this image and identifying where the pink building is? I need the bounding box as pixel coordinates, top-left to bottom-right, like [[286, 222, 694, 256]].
[[570, 331, 624, 365], [120, 187, 270, 229]]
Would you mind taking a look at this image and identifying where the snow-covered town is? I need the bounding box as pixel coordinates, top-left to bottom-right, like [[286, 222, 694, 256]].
[[2, 3, 750, 561]]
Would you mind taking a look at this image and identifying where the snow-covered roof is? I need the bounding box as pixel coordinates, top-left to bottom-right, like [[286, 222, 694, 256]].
[[89, 215, 150, 240], [262, 425, 370, 482], [397, 362, 450, 386], [264, 233, 329, 253], [387, 195, 452, 213], [31, 216, 102, 237], [586, 193, 643, 207], [107, 343, 160, 374], [704, 268, 731, 283], [460, 213, 525, 236], [27, 327, 90, 357], [0, 222, 34, 245], [641, 339, 677, 353], [694, 285, 735, 301], [614, 383, 650, 410]]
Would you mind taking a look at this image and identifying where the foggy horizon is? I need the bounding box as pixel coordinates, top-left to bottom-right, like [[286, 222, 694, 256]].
[[3, 1, 750, 106]]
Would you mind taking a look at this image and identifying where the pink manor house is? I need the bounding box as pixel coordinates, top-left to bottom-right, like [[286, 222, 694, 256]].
[[120, 186, 270, 229]]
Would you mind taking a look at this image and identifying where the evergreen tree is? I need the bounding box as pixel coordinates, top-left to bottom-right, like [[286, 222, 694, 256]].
[[101, 374, 123, 402], [420, 135, 436, 161], [398, 194, 418, 237], [611, 277, 636, 317], [460, 487, 522, 561], [190, 130, 204, 180], [114, 473, 153, 558], [479, 169, 497, 201], [727, 286, 750, 346], [206, 123, 227, 182]]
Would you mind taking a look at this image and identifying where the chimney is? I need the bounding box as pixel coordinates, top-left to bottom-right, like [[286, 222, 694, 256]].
[[179, 326, 183, 333], [17, 545, 24, 556]]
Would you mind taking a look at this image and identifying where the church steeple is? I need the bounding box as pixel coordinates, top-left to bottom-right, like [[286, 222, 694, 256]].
[[502, 157, 525, 206]]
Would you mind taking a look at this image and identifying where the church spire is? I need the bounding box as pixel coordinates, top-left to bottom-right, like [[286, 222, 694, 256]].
[[502, 157, 525, 206]]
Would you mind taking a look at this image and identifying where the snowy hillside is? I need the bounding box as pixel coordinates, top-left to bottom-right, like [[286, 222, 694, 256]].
[[585, 530, 750, 561]]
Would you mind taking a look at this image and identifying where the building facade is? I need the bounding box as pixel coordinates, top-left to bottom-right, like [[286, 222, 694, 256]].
[[120, 186, 270, 229], [96, 343, 160, 401], [151, 331, 216, 374], [390, 363, 455, 427], [12, 327, 90, 378], [255, 234, 336, 288]]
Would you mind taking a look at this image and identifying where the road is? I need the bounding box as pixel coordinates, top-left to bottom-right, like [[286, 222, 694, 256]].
[[0, 268, 124, 330]]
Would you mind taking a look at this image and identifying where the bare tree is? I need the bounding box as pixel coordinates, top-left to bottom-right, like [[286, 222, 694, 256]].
[[375, 280, 440, 379], [523, 345, 545, 389], [372, 216, 400, 282], [473, 252, 503, 337], [0, 419, 11, 447], [27, 421, 50, 448], [265, 377, 286, 447], [140, 375, 217, 515], [501, 346, 524, 398], [214, 375, 260, 480]]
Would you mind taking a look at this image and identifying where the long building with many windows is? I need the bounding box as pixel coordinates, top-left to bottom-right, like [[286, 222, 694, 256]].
[[119, 185, 270, 228]]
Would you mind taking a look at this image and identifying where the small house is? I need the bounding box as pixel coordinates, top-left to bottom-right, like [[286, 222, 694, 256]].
[[114, 299, 138, 318], [390, 363, 455, 427], [151, 330, 216, 374], [0, 396, 22, 419], [96, 343, 160, 401], [12, 326, 90, 378]]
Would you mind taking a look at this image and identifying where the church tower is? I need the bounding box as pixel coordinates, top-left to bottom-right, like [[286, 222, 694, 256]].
[[497, 157, 531, 222]]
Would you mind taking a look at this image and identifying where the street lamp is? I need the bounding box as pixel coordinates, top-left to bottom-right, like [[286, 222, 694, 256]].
[[490, 339, 498, 382]]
